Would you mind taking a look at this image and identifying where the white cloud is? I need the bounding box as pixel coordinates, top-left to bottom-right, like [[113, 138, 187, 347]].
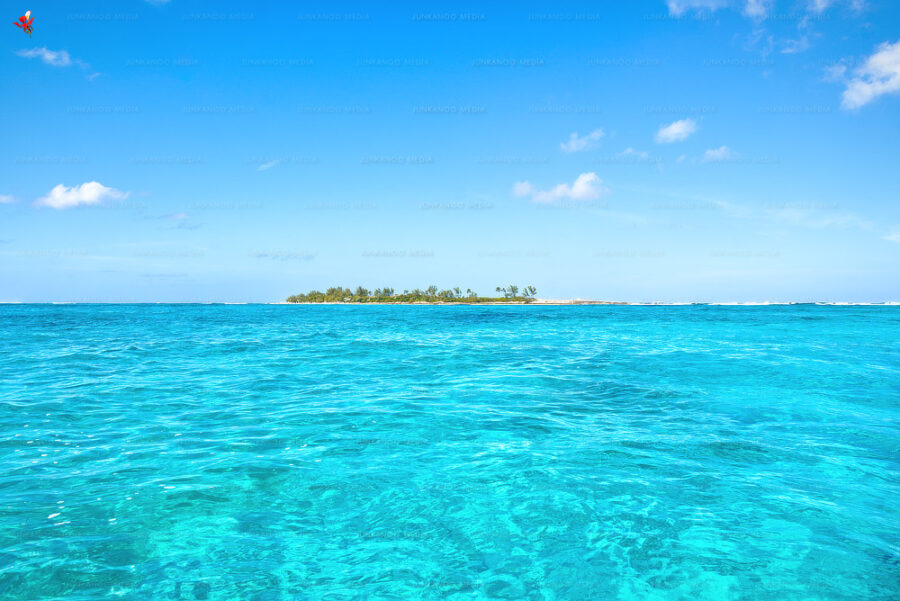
[[513, 172, 608, 204], [655, 118, 697, 143], [16, 47, 72, 67], [764, 206, 872, 230], [649, 189, 875, 236], [670, 0, 861, 22], [666, 0, 728, 16], [808, 0, 865, 13], [702, 146, 737, 162], [841, 39, 900, 109], [0, 195, 15, 204], [743, 0, 773, 19], [619, 147, 650, 160], [257, 159, 280, 171], [782, 36, 812, 54], [560, 129, 604, 153], [824, 62, 848, 82], [35, 182, 129, 209], [669, 0, 859, 20], [16, 47, 97, 74], [884, 227, 900, 243]]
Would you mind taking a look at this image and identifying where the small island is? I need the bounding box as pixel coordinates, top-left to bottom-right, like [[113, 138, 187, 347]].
[[287, 285, 538, 304]]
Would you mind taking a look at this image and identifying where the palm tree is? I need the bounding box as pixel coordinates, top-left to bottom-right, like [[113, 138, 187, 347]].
[[288, 283, 530, 303]]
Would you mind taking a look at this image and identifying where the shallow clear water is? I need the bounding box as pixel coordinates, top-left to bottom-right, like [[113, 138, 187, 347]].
[[1, 304, 898, 600]]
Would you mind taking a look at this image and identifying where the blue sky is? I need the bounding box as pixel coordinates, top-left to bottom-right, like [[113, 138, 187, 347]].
[[1, 0, 899, 302]]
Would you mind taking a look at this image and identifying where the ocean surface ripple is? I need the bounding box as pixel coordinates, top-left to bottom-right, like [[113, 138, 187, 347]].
[[1, 304, 898, 600]]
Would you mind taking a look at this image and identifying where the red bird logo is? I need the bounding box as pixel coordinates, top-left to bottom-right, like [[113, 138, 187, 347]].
[[14, 10, 33, 36]]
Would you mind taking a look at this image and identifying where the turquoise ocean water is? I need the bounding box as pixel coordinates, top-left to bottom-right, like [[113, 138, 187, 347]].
[[1, 304, 898, 600]]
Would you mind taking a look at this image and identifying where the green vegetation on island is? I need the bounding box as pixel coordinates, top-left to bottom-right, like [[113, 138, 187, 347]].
[[286, 285, 538, 304]]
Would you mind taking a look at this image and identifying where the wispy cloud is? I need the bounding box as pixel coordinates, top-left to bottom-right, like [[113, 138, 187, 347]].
[[0, 195, 16, 204], [35, 182, 129, 210], [884, 227, 900, 244], [158, 212, 199, 229], [513, 172, 608, 204], [619, 147, 650, 160], [655, 118, 697, 143], [666, 0, 728, 17], [840, 39, 900, 109], [257, 159, 281, 171], [560, 129, 604, 153], [667, 0, 772, 19], [743, 0, 773, 20], [253, 251, 317, 261], [782, 36, 812, 54], [764, 206, 872, 230], [824, 62, 848, 82], [669, 0, 856, 21], [16, 46, 99, 81], [637, 186, 877, 238], [716, 196, 872, 231], [16, 47, 99, 80], [16, 47, 71, 67], [808, 0, 866, 14], [702, 146, 737, 162]]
